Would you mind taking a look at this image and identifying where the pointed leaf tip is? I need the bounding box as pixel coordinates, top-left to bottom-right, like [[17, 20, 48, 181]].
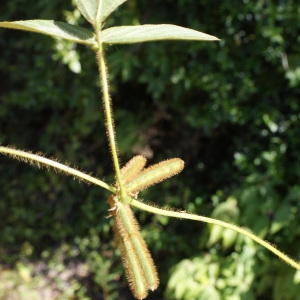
[[102, 24, 219, 44]]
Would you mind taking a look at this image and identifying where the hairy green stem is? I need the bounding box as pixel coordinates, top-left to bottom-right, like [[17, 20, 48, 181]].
[[0, 146, 115, 193], [2, 143, 300, 272], [131, 199, 300, 271], [95, 28, 126, 200]]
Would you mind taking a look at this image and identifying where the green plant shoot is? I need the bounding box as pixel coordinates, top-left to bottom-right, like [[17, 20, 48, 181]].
[[1, 0, 300, 299]]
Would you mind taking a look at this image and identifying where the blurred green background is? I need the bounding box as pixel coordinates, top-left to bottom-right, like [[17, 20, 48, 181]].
[[1, 0, 300, 299]]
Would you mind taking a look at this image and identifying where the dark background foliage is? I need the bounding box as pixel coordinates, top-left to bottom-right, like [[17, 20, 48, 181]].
[[1, 0, 300, 299]]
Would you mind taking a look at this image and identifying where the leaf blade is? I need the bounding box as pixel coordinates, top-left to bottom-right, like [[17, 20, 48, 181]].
[[98, 0, 127, 23], [76, 0, 127, 24], [0, 20, 96, 46], [102, 24, 219, 44], [76, 0, 98, 25]]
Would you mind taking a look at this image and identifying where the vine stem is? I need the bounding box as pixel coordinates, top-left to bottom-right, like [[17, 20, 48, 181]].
[[0, 146, 115, 193], [131, 199, 300, 271], [2, 144, 300, 272], [95, 27, 126, 200]]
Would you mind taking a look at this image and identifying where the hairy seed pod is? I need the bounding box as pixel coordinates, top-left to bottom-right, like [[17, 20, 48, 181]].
[[125, 158, 184, 194], [108, 196, 159, 299], [119, 155, 147, 185]]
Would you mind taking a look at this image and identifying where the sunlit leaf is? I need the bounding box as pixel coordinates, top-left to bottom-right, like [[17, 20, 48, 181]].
[[102, 24, 219, 44], [199, 285, 221, 300], [0, 20, 96, 46], [222, 228, 238, 249], [207, 225, 224, 247]]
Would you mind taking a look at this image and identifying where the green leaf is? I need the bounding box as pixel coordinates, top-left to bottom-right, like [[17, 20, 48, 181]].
[[199, 286, 221, 300], [98, 0, 127, 23], [101, 24, 219, 44], [76, 0, 98, 25], [222, 228, 238, 250], [207, 225, 224, 247], [0, 20, 96, 46], [76, 0, 127, 25]]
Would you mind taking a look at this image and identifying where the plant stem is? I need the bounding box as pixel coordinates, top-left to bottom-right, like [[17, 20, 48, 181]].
[[131, 199, 300, 271], [0, 146, 115, 193], [95, 30, 126, 199]]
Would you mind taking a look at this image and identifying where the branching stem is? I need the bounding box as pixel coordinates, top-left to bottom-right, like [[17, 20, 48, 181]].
[[0, 146, 115, 193], [131, 199, 300, 271], [1, 144, 300, 272]]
